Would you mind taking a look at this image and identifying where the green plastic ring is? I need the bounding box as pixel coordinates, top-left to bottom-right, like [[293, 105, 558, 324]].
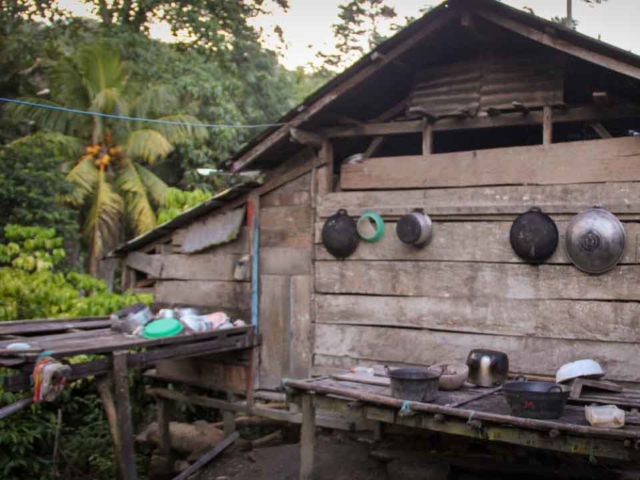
[[357, 211, 385, 242]]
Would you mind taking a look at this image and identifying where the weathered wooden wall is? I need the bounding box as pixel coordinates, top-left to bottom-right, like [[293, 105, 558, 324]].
[[258, 170, 313, 389], [123, 149, 317, 391], [312, 136, 640, 383]]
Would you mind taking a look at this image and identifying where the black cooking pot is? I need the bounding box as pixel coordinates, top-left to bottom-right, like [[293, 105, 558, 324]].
[[503, 380, 569, 419], [509, 207, 559, 264], [322, 209, 360, 259]]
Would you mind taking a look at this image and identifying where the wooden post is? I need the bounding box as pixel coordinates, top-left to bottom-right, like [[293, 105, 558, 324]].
[[422, 119, 433, 156], [300, 394, 316, 480], [320, 140, 334, 194], [223, 392, 237, 437], [543, 106, 553, 145], [96, 376, 123, 480], [157, 397, 172, 468], [223, 410, 236, 437], [373, 422, 383, 442], [112, 351, 138, 480]]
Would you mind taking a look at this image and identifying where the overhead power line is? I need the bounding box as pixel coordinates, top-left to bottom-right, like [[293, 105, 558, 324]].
[[0, 97, 286, 129]]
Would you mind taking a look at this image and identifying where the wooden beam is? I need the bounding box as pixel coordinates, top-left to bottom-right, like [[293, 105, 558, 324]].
[[543, 105, 553, 145], [422, 119, 433, 155], [157, 397, 172, 467], [232, 9, 457, 172], [319, 140, 334, 194], [172, 432, 239, 480], [474, 9, 640, 81], [0, 397, 33, 420], [340, 137, 640, 190], [125, 252, 163, 278], [317, 181, 640, 218], [591, 122, 613, 139], [362, 137, 385, 160], [593, 91, 610, 107], [322, 105, 640, 138], [300, 394, 316, 480], [290, 128, 325, 147], [112, 351, 137, 480], [512, 101, 530, 115]]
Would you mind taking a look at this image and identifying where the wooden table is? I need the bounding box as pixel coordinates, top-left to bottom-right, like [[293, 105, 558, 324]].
[[0, 318, 259, 480], [284, 375, 640, 480]]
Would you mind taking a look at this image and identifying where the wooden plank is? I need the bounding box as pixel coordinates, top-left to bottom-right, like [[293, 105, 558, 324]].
[[313, 324, 640, 382], [155, 357, 249, 395], [261, 230, 312, 248], [231, 9, 457, 172], [300, 395, 316, 480], [112, 351, 137, 480], [261, 191, 310, 207], [315, 166, 331, 198], [318, 182, 640, 218], [126, 252, 163, 277], [155, 281, 250, 312], [321, 105, 640, 137], [258, 275, 290, 389], [474, 9, 640, 81], [0, 317, 109, 336], [315, 294, 640, 343], [260, 205, 311, 232], [182, 206, 246, 254], [543, 105, 553, 145], [315, 221, 640, 264], [157, 397, 172, 467], [173, 432, 239, 480], [260, 248, 311, 275], [290, 276, 312, 379], [159, 254, 244, 281], [315, 261, 640, 301], [340, 137, 640, 190], [422, 119, 433, 155]]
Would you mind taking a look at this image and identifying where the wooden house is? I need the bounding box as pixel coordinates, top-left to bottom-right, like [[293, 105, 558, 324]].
[[113, 0, 640, 409]]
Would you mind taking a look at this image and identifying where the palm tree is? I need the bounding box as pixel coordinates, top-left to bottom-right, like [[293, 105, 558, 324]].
[[9, 44, 206, 274]]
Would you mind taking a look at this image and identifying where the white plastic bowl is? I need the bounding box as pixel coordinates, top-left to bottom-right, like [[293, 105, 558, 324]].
[[556, 359, 605, 384]]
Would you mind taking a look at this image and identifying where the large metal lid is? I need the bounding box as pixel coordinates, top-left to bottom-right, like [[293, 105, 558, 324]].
[[565, 207, 625, 275]]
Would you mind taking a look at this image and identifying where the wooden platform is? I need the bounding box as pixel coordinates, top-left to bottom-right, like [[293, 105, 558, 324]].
[[0, 322, 257, 392], [0, 317, 259, 480], [284, 374, 640, 479]]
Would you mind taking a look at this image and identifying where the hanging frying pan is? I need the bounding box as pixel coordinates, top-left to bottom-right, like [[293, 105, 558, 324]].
[[322, 209, 360, 259], [509, 207, 559, 264]]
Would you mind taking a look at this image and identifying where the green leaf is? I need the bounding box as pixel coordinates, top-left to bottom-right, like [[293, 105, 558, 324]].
[[116, 157, 159, 235], [84, 169, 123, 269], [124, 129, 173, 163], [63, 158, 99, 206]]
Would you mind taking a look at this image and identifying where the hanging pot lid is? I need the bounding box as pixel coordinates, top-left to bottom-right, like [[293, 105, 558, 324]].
[[322, 209, 360, 259], [396, 210, 433, 247], [565, 207, 625, 275], [509, 207, 559, 264]]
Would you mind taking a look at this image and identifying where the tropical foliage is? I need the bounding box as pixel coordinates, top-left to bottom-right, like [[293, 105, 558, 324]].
[[9, 44, 208, 273], [0, 133, 79, 245], [0, 225, 151, 320]]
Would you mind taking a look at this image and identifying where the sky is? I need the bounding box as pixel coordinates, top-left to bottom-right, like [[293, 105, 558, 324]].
[[56, 0, 636, 71]]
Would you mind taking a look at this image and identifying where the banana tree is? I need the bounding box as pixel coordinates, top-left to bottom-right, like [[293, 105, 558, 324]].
[[9, 44, 207, 274]]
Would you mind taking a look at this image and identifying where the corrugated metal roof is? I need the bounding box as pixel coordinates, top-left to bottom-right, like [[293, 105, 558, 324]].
[[109, 182, 260, 255]]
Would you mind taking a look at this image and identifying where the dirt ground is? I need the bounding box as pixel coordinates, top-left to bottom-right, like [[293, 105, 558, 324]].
[[199, 432, 386, 480], [193, 429, 626, 480]]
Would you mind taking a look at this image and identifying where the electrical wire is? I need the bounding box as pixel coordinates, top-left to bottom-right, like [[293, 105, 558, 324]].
[[0, 97, 287, 129]]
